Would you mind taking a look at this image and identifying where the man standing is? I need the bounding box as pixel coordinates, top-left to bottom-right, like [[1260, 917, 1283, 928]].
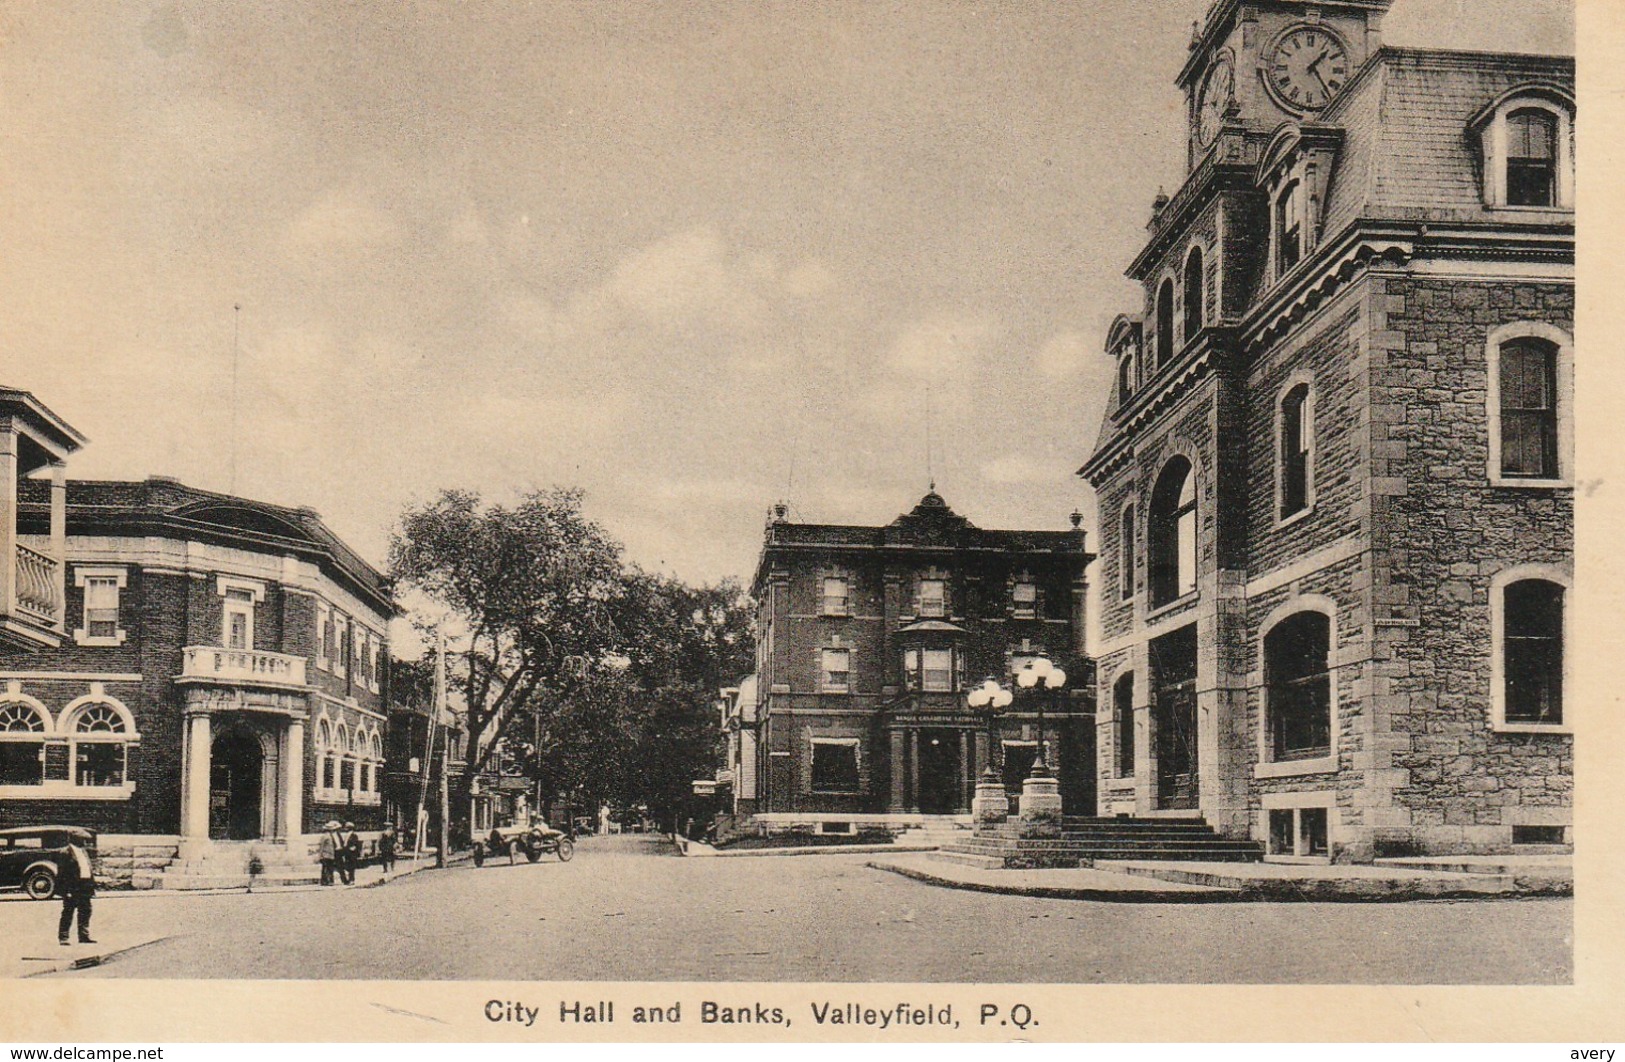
[[318, 821, 341, 886], [339, 822, 362, 885], [57, 836, 96, 946], [378, 824, 397, 879]]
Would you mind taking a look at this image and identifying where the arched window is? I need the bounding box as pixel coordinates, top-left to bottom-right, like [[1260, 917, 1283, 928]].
[[1265, 612, 1332, 761], [1149, 458, 1197, 607], [0, 701, 48, 787], [1183, 248, 1205, 339], [1114, 672, 1135, 778], [1155, 278, 1175, 368], [69, 703, 130, 787], [1118, 347, 1136, 404], [1497, 337, 1559, 479], [1276, 180, 1303, 275], [1506, 108, 1558, 207], [1502, 579, 1563, 726], [1280, 382, 1313, 517], [1119, 503, 1136, 601]]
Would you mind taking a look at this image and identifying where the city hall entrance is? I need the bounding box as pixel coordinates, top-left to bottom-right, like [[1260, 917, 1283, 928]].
[[210, 729, 266, 840]]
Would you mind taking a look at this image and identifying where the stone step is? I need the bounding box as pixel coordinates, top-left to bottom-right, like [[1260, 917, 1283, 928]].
[[925, 850, 1006, 870], [947, 843, 1262, 863], [158, 873, 319, 890], [951, 838, 1257, 853]]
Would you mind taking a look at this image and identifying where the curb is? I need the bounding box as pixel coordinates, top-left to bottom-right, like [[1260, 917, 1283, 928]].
[[16, 934, 169, 978], [868, 860, 1239, 904]]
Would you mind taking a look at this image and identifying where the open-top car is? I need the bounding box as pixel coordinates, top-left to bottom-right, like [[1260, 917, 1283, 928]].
[[472, 821, 574, 866], [0, 825, 95, 900]]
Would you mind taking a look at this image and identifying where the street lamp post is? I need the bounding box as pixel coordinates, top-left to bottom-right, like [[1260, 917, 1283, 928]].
[[1014, 656, 1068, 837], [967, 678, 1013, 831]]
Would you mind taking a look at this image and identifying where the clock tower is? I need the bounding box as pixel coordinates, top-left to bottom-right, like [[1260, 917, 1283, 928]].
[[1179, 0, 1393, 170]]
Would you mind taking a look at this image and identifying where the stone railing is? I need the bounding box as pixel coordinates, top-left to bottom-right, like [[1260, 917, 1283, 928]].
[[180, 646, 308, 687], [13, 543, 61, 626]]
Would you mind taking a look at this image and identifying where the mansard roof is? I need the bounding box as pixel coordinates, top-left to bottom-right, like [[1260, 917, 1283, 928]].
[[17, 475, 395, 615]]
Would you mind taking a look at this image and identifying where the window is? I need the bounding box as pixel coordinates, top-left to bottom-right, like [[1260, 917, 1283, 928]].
[[1119, 504, 1135, 600], [1503, 579, 1563, 726], [1118, 347, 1136, 404], [920, 648, 954, 692], [1279, 382, 1313, 518], [1012, 580, 1037, 619], [1276, 180, 1303, 275], [74, 568, 127, 646], [820, 648, 851, 693], [1265, 612, 1332, 761], [64, 704, 126, 786], [918, 578, 946, 618], [1114, 672, 1135, 778], [1472, 90, 1573, 210], [335, 616, 350, 676], [0, 702, 47, 786], [821, 576, 849, 617], [316, 602, 331, 671], [1149, 458, 1197, 607], [1268, 806, 1330, 858], [811, 739, 860, 793], [1155, 278, 1175, 368], [1183, 248, 1204, 339], [1506, 109, 1558, 207], [1498, 339, 1558, 479]]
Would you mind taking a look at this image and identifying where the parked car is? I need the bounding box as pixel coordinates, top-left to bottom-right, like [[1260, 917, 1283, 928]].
[[0, 825, 95, 900]]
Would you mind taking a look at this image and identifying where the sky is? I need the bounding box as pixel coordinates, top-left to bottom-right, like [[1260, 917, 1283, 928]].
[[0, 0, 1574, 588]]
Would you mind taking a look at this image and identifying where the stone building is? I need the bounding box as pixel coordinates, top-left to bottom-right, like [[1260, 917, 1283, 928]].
[[741, 491, 1094, 833], [2, 388, 397, 882], [1080, 0, 1572, 860]]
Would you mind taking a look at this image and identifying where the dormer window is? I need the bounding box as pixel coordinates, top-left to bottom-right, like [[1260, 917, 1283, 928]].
[[1472, 87, 1574, 211], [1276, 180, 1303, 275]]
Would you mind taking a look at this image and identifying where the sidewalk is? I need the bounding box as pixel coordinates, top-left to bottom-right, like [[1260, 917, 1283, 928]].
[[868, 852, 1572, 903]]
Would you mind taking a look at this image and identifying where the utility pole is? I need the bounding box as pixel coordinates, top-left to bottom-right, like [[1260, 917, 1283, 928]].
[[435, 626, 450, 869]]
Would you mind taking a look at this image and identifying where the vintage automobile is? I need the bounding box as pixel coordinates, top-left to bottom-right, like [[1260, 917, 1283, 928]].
[[0, 825, 94, 900], [471, 822, 574, 866]]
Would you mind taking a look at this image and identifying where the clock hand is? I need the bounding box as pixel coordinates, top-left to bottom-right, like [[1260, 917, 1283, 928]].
[[1307, 53, 1332, 94]]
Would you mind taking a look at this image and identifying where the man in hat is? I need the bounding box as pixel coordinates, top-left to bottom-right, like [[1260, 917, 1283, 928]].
[[338, 822, 362, 885], [318, 821, 341, 886], [57, 833, 96, 946]]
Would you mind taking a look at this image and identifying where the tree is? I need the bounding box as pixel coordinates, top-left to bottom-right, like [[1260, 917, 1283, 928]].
[[389, 488, 628, 794]]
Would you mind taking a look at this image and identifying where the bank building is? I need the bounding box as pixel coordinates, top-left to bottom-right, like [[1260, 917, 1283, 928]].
[[2, 386, 395, 886], [1081, 0, 1572, 860]]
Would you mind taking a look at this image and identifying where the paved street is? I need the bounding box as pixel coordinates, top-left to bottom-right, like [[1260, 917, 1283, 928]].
[[3, 835, 1571, 983]]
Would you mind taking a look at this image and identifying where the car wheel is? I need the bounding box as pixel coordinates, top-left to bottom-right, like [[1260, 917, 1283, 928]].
[[23, 868, 58, 900], [556, 838, 575, 862], [525, 845, 542, 863], [472, 844, 486, 867]]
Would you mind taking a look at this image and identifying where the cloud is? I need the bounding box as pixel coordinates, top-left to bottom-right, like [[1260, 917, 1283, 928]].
[[603, 226, 769, 332], [980, 454, 1053, 485], [283, 186, 402, 251]]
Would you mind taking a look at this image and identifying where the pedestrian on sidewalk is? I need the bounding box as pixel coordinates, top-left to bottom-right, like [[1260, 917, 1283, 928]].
[[318, 821, 341, 886], [57, 837, 96, 946], [339, 822, 362, 885], [378, 825, 397, 879]]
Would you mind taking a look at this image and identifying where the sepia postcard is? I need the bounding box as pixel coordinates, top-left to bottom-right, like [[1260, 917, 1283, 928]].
[[0, 0, 1621, 1046]]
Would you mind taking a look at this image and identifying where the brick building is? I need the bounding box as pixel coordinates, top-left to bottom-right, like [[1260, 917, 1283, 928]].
[[740, 491, 1095, 833], [1080, 0, 1572, 860], [3, 391, 397, 879]]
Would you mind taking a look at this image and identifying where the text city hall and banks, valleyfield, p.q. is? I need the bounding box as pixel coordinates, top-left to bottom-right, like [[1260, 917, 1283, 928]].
[[486, 1000, 1040, 1032]]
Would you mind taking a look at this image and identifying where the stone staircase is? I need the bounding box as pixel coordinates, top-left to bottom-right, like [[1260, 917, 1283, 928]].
[[937, 815, 1264, 870], [158, 840, 321, 890], [94, 836, 182, 891], [900, 818, 974, 849]]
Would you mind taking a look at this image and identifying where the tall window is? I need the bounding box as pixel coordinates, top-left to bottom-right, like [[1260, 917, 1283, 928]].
[[1498, 338, 1559, 479], [223, 589, 255, 650], [1265, 612, 1332, 761], [1118, 347, 1136, 404], [71, 704, 129, 787], [917, 578, 946, 618], [1280, 383, 1313, 517], [1276, 180, 1303, 275], [821, 576, 849, 616], [1155, 279, 1175, 368], [1503, 580, 1563, 725], [1506, 109, 1558, 207], [0, 703, 46, 786], [820, 648, 851, 693], [1011, 580, 1037, 619], [1149, 458, 1197, 607], [82, 578, 120, 641], [1183, 248, 1205, 339], [921, 648, 954, 692], [1114, 672, 1135, 778], [1119, 504, 1136, 600]]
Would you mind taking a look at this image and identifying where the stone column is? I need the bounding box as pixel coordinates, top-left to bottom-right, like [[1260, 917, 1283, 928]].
[[180, 712, 213, 858], [48, 462, 65, 632], [888, 729, 907, 813], [907, 730, 920, 814], [284, 719, 305, 849], [958, 731, 971, 811], [0, 430, 16, 617]]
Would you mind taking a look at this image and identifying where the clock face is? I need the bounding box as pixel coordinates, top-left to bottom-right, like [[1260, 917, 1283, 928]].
[[1196, 57, 1234, 146], [1263, 26, 1350, 113]]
